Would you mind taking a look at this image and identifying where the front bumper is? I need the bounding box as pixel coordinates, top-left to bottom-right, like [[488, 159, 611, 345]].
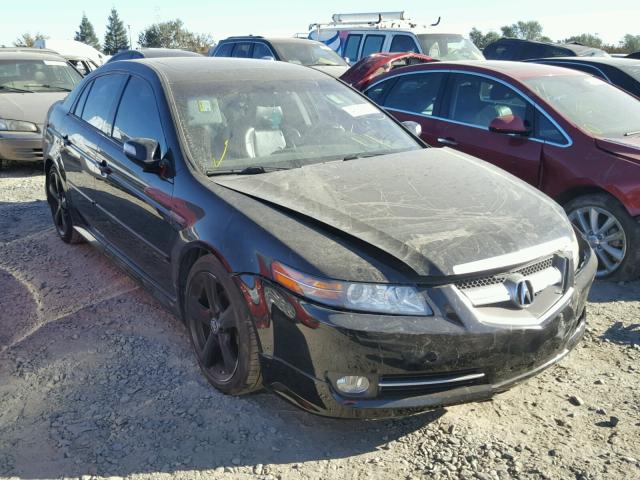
[[241, 247, 597, 418], [0, 132, 44, 162]]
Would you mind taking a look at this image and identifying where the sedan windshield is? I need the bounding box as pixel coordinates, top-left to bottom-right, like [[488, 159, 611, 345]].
[[0, 59, 82, 92], [524, 74, 640, 138], [171, 77, 421, 174], [273, 42, 348, 67], [416, 34, 484, 61]]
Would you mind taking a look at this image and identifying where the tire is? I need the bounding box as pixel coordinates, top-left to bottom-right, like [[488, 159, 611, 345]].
[[565, 193, 640, 281], [184, 254, 262, 395], [46, 167, 84, 244]]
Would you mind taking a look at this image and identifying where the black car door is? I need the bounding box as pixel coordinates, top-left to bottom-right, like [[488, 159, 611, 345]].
[[91, 74, 177, 297], [59, 74, 126, 225]]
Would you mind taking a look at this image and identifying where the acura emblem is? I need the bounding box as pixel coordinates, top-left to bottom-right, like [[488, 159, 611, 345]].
[[506, 275, 535, 309]]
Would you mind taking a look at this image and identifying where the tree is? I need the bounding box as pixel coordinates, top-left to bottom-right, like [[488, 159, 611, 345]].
[[469, 28, 501, 49], [138, 19, 214, 53], [620, 34, 640, 53], [13, 32, 47, 48], [500, 20, 544, 41], [103, 8, 129, 55], [562, 33, 603, 49], [74, 13, 101, 50]]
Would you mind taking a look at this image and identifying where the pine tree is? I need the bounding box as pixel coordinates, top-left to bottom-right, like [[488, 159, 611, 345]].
[[74, 14, 101, 50], [103, 8, 129, 55]]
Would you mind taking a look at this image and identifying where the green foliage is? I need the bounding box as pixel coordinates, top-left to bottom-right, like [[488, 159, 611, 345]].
[[138, 19, 214, 54], [104, 7, 129, 55], [75, 14, 101, 51], [469, 28, 501, 49], [500, 20, 545, 41], [620, 34, 640, 53], [563, 33, 603, 48], [13, 32, 47, 48]]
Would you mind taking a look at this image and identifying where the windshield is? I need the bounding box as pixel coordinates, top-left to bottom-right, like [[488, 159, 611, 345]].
[[273, 42, 348, 67], [523, 74, 640, 138], [171, 77, 421, 174], [416, 34, 484, 61], [0, 59, 82, 92]]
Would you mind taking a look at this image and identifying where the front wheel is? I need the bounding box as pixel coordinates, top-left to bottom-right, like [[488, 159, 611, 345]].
[[46, 168, 84, 244], [565, 193, 640, 281], [184, 254, 262, 395]]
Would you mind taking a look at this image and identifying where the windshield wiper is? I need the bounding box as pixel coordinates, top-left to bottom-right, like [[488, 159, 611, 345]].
[[343, 152, 388, 161], [205, 165, 291, 176], [0, 85, 33, 93], [624, 130, 640, 137], [24, 84, 72, 92]]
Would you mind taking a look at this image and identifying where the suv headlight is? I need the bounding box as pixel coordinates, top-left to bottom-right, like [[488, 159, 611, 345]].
[[271, 261, 433, 316], [0, 118, 38, 132]]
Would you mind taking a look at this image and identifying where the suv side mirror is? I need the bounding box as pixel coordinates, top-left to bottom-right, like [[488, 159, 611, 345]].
[[123, 138, 160, 170], [489, 115, 530, 135], [402, 120, 423, 138]]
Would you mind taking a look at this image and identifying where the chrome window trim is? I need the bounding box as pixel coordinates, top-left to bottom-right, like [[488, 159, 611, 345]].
[[365, 68, 574, 148]]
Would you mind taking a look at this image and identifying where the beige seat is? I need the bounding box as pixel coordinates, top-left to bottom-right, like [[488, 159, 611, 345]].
[[245, 106, 286, 158]]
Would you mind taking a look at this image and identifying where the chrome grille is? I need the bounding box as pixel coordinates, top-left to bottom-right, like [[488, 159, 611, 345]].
[[456, 257, 554, 290]]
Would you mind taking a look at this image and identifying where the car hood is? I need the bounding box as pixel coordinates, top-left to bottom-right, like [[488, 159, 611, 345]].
[[0, 92, 68, 126], [308, 65, 349, 77], [214, 149, 574, 277], [595, 137, 640, 164]]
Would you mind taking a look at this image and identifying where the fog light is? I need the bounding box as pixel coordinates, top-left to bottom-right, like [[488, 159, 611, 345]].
[[336, 376, 370, 394]]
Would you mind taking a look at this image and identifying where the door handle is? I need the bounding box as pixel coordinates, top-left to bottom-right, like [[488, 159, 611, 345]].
[[98, 160, 112, 176], [437, 137, 458, 146], [62, 134, 72, 147]]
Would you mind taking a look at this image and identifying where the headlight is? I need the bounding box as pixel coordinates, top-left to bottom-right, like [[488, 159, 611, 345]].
[[0, 118, 38, 132], [271, 261, 433, 316]]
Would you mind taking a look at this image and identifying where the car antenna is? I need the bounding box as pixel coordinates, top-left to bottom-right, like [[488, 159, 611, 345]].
[[431, 16, 441, 27]]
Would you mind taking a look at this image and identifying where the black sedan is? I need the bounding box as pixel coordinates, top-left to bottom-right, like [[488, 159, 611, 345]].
[[43, 57, 597, 418], [529, 56, 640, 97]]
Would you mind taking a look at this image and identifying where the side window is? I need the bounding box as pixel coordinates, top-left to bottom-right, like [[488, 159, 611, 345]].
[[343, 34, 362, 62], [365, 78, 397, 105], [215, 43, 234, 57], [253, 43, 275, 59], [232, 42, 252, 58], [535, 111, 567, 145], [389, 35, 419, 53], [557, 63, 606, 80], [447, 74, 530, 128], [81, 74, 126, 134], [361, 35, 385, 58], [73, 80, 93, 117], [487, 43, 514, 60], [383, 73, 445, 116], [112, 76, 165, 151]]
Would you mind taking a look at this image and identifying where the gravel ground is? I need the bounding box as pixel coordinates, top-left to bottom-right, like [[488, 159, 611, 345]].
[[1, 162, 638, 480]]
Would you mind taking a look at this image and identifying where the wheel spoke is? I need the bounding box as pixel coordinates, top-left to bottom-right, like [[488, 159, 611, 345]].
[[48, 179, 58, 198], [603, 231, 624, 243], [54, 204, 63, 226], [60, 209, 68, 231], [601, 243, 624, 262], [201, 333, 219, 368], [589, 208, 600, 233], [217, 307, 235, 329], [595, 249, 614, 272], [595, 216, 615, 235], [204, 276, 219, 312], [189, 294, 211, 324], [574, 210, 589, 234], [218, 333, 236, 373]]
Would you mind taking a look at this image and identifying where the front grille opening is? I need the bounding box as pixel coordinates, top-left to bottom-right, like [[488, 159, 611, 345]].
[[378, 370, 487, 398], [456, 257, 554, 290]]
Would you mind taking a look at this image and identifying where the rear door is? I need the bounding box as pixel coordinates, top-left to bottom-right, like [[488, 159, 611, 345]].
[[342, 34, 363, 63], [360, 34, 386, 60], [365, 71, 447, 145], [438, 72, 543, 186], [91, 74, 176, 296]]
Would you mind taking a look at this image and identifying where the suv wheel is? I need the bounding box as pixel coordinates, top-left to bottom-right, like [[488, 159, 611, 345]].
[[46, 168, 84, 244]]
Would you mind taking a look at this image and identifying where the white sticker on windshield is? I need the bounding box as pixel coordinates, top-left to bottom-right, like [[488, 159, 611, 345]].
[[342, 103, 379, 117], [43, 60, 67, 66]]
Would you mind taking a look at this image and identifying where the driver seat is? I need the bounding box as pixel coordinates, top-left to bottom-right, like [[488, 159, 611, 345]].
[[245, 106, 286, 157]]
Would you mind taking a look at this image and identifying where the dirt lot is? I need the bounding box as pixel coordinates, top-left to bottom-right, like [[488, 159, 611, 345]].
[[0, 163, 638, 480]]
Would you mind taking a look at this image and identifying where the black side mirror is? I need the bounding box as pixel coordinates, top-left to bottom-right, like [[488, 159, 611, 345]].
[[123, 138, 160, 170]]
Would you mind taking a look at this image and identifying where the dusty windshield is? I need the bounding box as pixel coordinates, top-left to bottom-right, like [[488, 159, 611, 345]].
[[273, 42, 348, 67], [171, 77, 420, 174], [524, 74, 640, 138], [0, 59, 82, 92], [417, 34, 484, 60]]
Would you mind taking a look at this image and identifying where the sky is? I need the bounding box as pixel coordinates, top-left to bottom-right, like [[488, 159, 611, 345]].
[[1, 0, 638, 48]]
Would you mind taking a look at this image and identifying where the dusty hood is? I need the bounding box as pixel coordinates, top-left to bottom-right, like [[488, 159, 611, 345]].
[[214, 148, 574, 277], [0, 92, 67, 126], [596, 137, 640, 164], [309, 65, 349, 77]]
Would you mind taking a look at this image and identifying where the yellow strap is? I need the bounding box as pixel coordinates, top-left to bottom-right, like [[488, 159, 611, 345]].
[[212, 139, 229, 168]]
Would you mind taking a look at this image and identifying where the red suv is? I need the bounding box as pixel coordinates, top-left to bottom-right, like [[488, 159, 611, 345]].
[[354, 60, 640, 280]]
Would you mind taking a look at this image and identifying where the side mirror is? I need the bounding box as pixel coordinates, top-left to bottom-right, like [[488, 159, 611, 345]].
[[123, 138, 160, 170], [489, 115, 530, 135], [402, 120, 422, 138], [260, 55, 276, 61]]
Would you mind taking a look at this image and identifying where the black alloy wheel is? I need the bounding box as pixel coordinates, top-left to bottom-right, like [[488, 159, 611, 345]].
[[46, 168, 83, 243]]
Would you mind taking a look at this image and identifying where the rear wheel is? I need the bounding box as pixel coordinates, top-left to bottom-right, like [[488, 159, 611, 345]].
[[46, 168, 84, 244], [565, 193, 640, 281], [185, 254, 262, 395]]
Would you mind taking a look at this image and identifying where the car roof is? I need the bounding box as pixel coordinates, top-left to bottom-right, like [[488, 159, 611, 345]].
[[488, 38, 606, 56], [0, 50, 69, 61], [221, 37, 323, 46], [533, 56, 640, 68], [138, 48, 201, 58], [107, 56, 331, 83]]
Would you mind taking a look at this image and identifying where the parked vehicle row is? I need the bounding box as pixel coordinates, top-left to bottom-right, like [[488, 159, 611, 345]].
[[42, 56, 596, 418], [484, 38, 608, 61], [344, 59, 640, 281]]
